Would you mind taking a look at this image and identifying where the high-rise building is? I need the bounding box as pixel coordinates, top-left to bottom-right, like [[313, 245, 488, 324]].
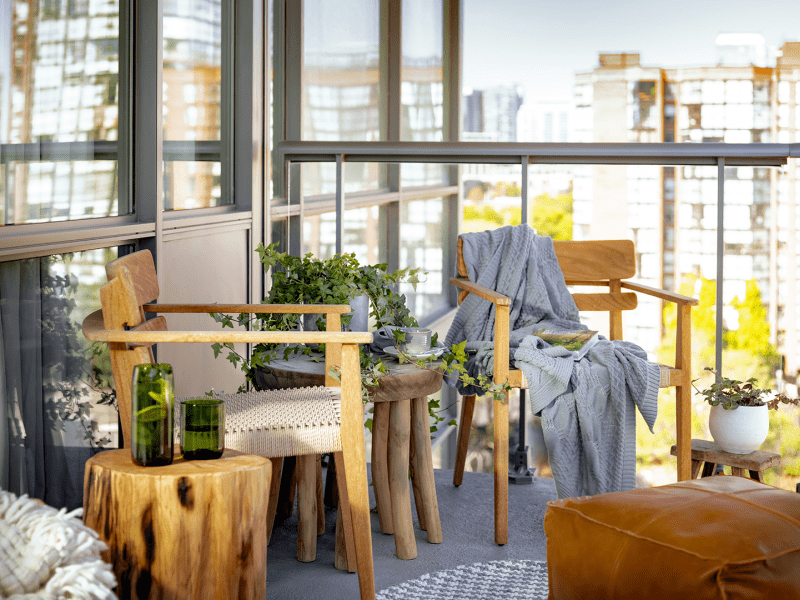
[[574, 44, 800, 374], [462, 85, 523, 142]]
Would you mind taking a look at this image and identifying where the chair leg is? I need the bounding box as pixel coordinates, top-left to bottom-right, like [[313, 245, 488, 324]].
[[453, 394, 476, 487], [339, 343, 375, 600], [333, 451, 357, 573], [316, 455, 325, 535], [297, 454, 317, 562], [266, 457, 283, 544], [494, 392, 509, 546], [675, 383, 692, 482]]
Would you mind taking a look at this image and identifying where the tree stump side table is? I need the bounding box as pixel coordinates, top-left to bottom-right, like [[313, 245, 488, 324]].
[[83, 449, 271, 600], [669, 439, 781, 482]]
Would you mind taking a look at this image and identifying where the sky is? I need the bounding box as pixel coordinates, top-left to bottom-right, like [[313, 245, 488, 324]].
[[463, 0, 800, 103]]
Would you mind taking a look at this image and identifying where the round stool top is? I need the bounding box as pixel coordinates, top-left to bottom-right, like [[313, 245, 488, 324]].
[[253, 351, 444, 403], [86, 448, 270, 476]]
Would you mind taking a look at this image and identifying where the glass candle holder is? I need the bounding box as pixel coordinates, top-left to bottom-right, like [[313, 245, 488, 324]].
[[131, 363, 174, 467], [180, 399, 225, 460]]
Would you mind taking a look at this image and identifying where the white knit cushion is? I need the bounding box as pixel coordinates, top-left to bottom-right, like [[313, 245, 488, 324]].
[[0, 491, 116, 600]]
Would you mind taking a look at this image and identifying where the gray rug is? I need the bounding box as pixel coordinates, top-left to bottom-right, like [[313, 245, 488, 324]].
[[376, 559, 549, 600]]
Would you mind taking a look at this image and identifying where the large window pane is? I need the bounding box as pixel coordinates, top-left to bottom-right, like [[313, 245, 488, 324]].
[[302, 0, 380, 196], [1, 0, 122, 224], [302, 206, 380, 265], [401, 0, 445, 187], [401, 197, 447, 318], [163, 0, 227, 210]]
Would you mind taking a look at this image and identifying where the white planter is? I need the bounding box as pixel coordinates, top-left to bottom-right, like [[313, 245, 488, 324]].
[[708, 403, 769, 454]]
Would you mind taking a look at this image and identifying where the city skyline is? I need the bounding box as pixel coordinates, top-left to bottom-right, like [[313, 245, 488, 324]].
[[464, 0, 800, 103]]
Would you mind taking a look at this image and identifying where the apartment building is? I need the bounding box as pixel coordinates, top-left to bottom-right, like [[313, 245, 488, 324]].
[[574, 45, 800, 374]]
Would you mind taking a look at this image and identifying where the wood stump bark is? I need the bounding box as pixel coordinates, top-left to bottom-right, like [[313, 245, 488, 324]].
[[83, 449, 271, 600]]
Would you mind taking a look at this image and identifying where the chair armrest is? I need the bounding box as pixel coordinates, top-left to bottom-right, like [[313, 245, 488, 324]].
[[82, 310, 372, 345], [621, 282, 698, 306], [450, 277, 511, 306], [143, 303, 353, 314]]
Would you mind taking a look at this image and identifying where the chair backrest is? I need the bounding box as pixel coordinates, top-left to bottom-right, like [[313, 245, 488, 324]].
[[100, 250, 167, 447], [456, 237, 639, 340]]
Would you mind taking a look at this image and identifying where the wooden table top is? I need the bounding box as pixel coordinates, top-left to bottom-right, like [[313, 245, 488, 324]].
[[253, 349, 444, 403], [87, 448, 270, 476]]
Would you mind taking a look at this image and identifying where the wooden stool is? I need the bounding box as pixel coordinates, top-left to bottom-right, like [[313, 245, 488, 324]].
[[669, 439, 781, 483], [83, 449, 271, 600], [256, 353, 444, 562]]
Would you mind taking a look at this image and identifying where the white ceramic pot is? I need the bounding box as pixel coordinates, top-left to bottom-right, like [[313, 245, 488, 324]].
[[708, 403, 769, 454]]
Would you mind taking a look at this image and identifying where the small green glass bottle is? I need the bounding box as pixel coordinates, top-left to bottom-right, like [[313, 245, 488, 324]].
[[131, 363, 174, 466]]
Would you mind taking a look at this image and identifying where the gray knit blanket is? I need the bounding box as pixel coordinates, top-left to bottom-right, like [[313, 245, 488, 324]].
[[445, 225, 660, 498]]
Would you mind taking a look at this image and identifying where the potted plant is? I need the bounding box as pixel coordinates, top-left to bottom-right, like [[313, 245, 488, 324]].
[[211, 243, 510, 432], [693, 368, 799, 454], [211, 243, 423, 392]]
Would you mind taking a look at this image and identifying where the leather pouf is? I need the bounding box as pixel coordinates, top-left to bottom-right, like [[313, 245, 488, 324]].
[[544, 476, 800, 599]]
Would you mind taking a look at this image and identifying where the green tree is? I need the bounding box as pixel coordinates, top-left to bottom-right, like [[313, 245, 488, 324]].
[[531, 192, 573, 241]]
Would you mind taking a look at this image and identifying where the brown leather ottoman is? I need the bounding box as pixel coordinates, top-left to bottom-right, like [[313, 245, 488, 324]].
[[544, 476, 800, 599]]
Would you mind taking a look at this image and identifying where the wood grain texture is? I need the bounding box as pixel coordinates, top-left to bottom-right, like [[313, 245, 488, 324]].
[[338, 344, 375, 598], [410, 396, 442, 544], [266, 457, 283, 543], [453, 395, 476, 487], [450, 277, 512, 306], [669, 439, 781, 472], [145, 303, 353, 314], [371, 402, 393, 534], [83, 449, 269, 600], [552, 239, 636, 281], [296, 454, 317, 562], [571, 291, 637, 313], [494, 303, 510, 546], [105, 251, 159, 308], [388, 399, 416, 560]]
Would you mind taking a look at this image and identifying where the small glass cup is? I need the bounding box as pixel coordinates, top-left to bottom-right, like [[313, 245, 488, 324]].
[[131, 363, 174, 467], [180, 399, 225, 460], [398, 327, 432, 355]]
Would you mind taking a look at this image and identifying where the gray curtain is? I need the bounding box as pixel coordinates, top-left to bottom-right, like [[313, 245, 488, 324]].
[[0, 257, 98, 510]]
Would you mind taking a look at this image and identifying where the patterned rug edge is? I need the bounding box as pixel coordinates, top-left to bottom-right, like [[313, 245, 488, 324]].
[[376, 559, 549, 600]]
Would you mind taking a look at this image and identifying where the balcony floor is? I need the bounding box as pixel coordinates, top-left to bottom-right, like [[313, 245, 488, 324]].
[[265, 466, 558, 599]]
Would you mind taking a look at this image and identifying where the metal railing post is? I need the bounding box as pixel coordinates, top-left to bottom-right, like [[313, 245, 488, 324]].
[[716, 157, 725, 376]]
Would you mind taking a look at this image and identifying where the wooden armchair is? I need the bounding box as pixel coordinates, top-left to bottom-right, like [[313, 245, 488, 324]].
[[450, 238, 699, 546], [82, 250, 375, 600]]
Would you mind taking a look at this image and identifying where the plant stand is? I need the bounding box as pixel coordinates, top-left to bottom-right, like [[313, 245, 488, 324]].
[[669, 439, 781, 483]]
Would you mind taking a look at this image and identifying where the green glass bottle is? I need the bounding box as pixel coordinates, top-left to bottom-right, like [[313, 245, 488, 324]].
[[131, 363, 174, 466]]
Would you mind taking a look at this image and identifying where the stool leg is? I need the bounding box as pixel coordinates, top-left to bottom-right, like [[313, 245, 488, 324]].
[[749, 470, 764, 483], [700, 462, 717, 478], [453, 395, 476, 486], [731, 467, 745, 478], [388, 399, 416, 560], [297, 454, 317, 562], [266, 457, 283, 544], [690, 459, 703, 480], [410, 396, 442, 544], [371, 402, 393, 534]]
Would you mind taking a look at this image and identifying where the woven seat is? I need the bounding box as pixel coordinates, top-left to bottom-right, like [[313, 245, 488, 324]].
[[82, 249, 376, 600], [222, 387, 343, 457]]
